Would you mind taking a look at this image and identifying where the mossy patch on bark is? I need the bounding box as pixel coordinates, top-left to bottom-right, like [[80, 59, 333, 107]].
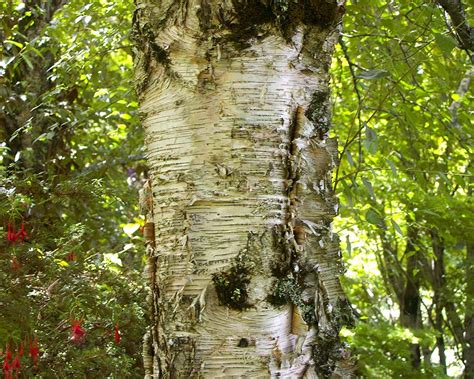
[[312, 297, 355, 378], [312, 331, 343, 378], [194, 0, 343, 49], [232, 0, 343, 31], [333, 297, 355, 329], [267, 274, 316, 324], [305, 89, 331, 139], [212, 259, 251, 310]]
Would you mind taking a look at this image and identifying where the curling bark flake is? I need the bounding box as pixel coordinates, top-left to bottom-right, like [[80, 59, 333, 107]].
[[132, 1, 354, 377]]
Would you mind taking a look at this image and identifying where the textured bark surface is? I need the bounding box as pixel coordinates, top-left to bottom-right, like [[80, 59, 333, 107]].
[[132, 1, 353, 377]]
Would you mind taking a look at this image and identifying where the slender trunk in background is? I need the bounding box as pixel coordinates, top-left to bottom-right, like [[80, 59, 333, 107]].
[[430, 229, 447, 373], [132, 1, 354, 377], [463, 180, 474, 379], [399, 222, 421, 369], [465, 240, 474, 378]]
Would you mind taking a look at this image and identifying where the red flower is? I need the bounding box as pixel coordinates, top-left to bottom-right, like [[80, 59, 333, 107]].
[[6, 223, 27, 244], [70, 320, 85, 344], [65, 252, 77, 262], [11, 356, 20, 371], [3, 357, 11, 377], [7, 224, 17, 243], [29, 338, 39, 367], [3, 358, 10, 371], [18, 342, 24, 357], [114, 324, 121, 344], [15, 223, 27, 242]]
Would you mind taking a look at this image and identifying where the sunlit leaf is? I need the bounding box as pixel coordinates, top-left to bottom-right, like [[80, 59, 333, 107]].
[[356, 69, 390, 80], [123, 223, 140, 237], [391, 219, 403, 236], [4, 39, 23, 49]]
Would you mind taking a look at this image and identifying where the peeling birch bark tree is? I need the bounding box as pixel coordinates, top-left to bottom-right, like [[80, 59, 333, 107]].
[[132, 1, 354, 377]]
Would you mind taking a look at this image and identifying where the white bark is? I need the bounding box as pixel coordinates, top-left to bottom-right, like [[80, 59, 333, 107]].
[[133, 1, 353, 377]]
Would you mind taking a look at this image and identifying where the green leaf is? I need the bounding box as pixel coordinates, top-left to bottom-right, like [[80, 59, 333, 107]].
[[364, 125, 378, 154], [391, 219, 403, 236], [406, 250, 416, 259], [386, 159, 397, 176], [420, 209, 440, 217], [33, 131, 55, 143], [450, 93, 461, 101], [356, 69, 390, 80], [4, 40, 24, 49], [28, 45, 45, 59], [362, 177, 375, 200], [55, 259, 70, 267], [366, 208, 385, 228], [365, 125, 376, 141], [346, 151, 355, 167], [434, 33, 457, 55], [21, 53, 33, 69]]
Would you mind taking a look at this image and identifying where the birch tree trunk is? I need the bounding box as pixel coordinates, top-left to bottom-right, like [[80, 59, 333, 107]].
[[132, 1, 354, 377]]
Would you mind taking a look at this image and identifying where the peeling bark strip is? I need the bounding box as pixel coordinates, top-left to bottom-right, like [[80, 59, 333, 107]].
[[132, 1, 353, 377]]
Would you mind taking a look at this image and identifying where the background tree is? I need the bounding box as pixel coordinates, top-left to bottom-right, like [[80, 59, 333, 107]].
[[333, 0, 473, 377]]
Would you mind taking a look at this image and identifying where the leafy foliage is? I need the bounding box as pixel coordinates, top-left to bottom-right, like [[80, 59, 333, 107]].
[[1, 0, 146, 377], [332, 0, 473, 377]]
